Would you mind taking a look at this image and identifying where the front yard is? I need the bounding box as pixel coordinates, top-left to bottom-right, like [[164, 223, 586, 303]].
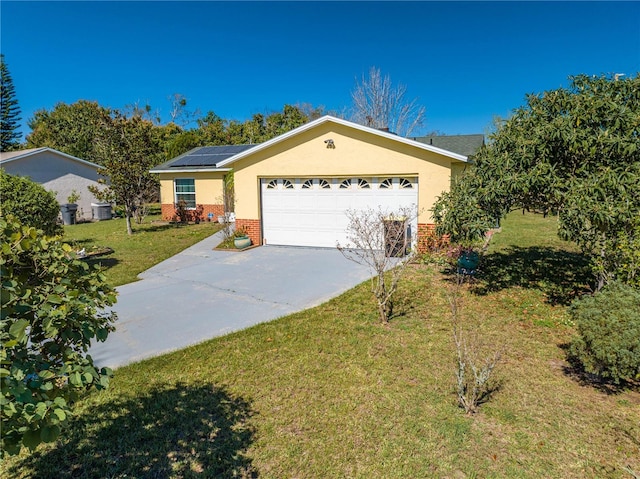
[[63, 209, 222, 286], [2, 212, 638, 478]]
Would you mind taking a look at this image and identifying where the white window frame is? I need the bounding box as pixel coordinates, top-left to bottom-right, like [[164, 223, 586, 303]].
[[174, 178, 196, 209]]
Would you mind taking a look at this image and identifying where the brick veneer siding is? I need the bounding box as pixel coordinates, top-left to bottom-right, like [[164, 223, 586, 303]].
[[160, 203, 225, 222], [417, 223, 449, 254], [236, 218, 261, 246]]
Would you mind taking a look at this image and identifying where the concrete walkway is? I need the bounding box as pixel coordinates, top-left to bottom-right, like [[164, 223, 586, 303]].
[[89, 231, 373, 369]]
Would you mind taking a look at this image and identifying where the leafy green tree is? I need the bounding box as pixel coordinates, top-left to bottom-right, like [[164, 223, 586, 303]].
[[26, 100, 113, 165], [0, 170, 62, 237], [0, 54, 22, 151], [433, 74, 640, 290], [90, 113, 163, 235], [1, 215, 117, 456]]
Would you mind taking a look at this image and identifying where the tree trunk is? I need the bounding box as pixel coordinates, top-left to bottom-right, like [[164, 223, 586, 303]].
[[126, 214, 133, 236]]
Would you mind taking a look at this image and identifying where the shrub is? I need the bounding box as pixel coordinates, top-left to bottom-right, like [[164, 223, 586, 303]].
[[0, 170, 62, 236], [569, 282, 640, 384], [0, 215, 118, 456]]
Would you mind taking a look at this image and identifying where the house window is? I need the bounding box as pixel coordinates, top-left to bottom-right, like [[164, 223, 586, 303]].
[[175, 178, 196, 208]]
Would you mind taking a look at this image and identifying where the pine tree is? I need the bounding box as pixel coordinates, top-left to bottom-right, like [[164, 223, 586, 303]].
[[0, 54, 23, 151]]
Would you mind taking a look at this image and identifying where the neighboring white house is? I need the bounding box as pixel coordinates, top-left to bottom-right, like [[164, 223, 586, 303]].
[[0, 147, 106, 221]]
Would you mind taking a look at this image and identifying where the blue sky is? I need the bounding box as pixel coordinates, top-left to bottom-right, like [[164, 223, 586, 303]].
[[1, 1, 639, 139]]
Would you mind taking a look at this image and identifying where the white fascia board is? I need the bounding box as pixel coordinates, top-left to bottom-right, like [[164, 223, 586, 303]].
[[216, 115, 468, 167], [149, 168, 233, 174]]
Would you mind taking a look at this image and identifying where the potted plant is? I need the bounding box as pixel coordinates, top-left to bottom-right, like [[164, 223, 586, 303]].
[[60, 190, 80, 225], [233, 227, 252, 249]]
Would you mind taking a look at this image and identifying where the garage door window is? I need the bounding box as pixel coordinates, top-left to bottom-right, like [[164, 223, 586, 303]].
[[400, 178, 413, 189], [266, 179, 278, 189], [379, 178, 393, 189], [340, 179, 351, 189], [283, 179, 294, 189], [357, 178, 370, 189], [175, 179, 196, 208], [319, 179, 331, 189], [302, 179, 313, 189]]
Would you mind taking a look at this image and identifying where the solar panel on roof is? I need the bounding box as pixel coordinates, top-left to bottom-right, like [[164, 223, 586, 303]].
[[166, 144, 258, 168]]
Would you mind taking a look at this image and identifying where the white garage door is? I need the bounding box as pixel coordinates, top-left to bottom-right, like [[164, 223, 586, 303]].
[[261, 177, 418, 248]]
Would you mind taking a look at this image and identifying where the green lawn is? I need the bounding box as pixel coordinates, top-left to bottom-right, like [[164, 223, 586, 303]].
[[2, 212, 638, 478], [62, 211, 223, 286]]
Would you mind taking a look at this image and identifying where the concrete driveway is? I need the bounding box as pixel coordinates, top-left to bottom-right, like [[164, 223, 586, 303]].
[[89, 231, 373, 369]]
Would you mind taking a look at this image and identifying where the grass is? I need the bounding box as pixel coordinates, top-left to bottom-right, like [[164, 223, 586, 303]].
[[3, 212, 639, 478], [62, 208, 223, 286]]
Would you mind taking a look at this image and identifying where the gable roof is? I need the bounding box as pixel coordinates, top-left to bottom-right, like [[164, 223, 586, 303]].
[[410, 134, 485, 157], [0, 147, 102, 169], [216, 116, 469, 168], [150, 145, 253, 173]]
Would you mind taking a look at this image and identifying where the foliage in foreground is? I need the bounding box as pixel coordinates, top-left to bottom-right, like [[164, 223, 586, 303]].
[[433, 74, 640, 290], [569, 282, 640, 384], [0, 171, 62, 237], [0, 216, 117, 456]]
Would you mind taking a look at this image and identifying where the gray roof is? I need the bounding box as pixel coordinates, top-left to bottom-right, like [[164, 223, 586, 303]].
[[151, 145, 258, 171], [410, 134, 484, 157]]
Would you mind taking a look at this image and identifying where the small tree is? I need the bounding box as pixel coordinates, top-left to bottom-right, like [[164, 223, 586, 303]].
[[0, 216, 117, 456], [448, 275, 503, 414], [337, 206, 417, 323], [0, 170, 62, 237], [90, 113, 161, 235]]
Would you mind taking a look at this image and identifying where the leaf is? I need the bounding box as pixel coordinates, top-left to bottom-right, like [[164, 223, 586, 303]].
[[52, 408, 66, 422], [9, 319, 29, 342], [41, 424, 60, 443], [22, 428, 42, 450]]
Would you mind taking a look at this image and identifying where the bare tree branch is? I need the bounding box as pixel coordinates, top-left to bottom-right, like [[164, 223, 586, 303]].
[[350, 67, 426, 137]]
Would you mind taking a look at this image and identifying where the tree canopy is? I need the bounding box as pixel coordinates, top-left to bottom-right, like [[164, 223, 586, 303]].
[[0, 54, 22, 151], [433, 74, 640, 289]]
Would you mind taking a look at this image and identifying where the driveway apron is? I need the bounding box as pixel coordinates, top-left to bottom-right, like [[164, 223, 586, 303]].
[[89, 231, 373, 369]]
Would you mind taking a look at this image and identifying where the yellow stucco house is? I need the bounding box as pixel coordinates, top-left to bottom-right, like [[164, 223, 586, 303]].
[[150, 115, 474, 250]]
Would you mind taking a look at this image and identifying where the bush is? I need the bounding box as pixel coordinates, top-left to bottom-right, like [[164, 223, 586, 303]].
[[0, 215, 118, 456], [569, 282, 640, 384], [0, 170, 62, 236]]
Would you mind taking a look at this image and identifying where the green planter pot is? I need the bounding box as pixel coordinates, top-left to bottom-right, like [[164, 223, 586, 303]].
[[234, 236, 251, 249], [457, 250, 479, 275]]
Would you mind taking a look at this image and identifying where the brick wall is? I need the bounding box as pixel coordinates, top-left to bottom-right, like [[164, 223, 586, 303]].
[[417, 223, 449, 254], [160, 203, 225, 222], [235, 218, 261, 246]]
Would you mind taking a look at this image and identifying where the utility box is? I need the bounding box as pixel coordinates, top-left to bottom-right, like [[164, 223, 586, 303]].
[[91, 203, 113, 221]]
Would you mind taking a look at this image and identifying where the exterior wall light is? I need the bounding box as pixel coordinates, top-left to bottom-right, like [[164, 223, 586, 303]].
[[324, 139, 335, 149]]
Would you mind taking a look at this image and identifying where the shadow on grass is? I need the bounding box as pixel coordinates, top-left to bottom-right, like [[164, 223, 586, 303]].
[[7, 383, 257, 478], [85, 257, 120, 272], [557, 343, 639, 395], [471, 246, 593, 305]]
